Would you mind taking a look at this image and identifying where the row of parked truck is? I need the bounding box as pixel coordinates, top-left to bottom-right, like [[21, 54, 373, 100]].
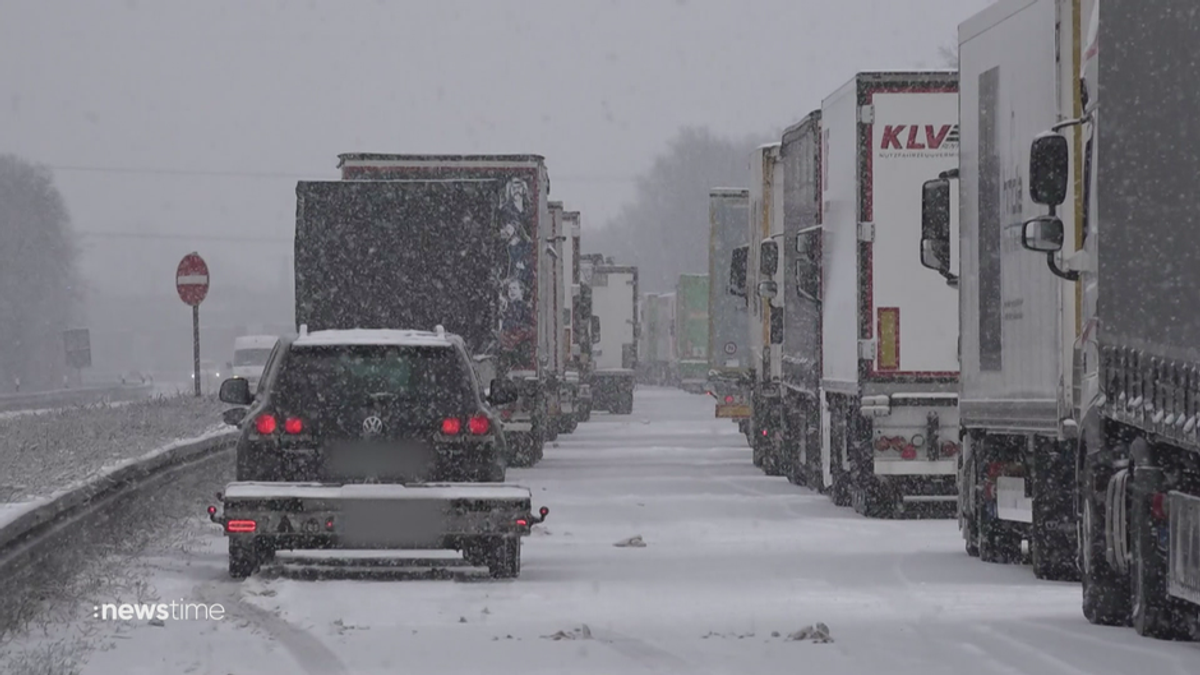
[[704, 0, 1200, 640], [639, 274, 711, 394], [295, 155, 643, 468]]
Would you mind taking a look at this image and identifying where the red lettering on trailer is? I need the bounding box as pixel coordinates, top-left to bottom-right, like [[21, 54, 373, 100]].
[[905, 126, 926, 150], [881, 125, 905, 149], [925, 125, 952, 149]]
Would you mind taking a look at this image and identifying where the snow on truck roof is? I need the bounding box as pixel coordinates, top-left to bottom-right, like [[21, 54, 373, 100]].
[[291, 328, 460, 348], [336, 153, 545, 168]]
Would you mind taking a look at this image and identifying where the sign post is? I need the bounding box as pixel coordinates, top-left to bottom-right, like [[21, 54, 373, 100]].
[[176, 252, 210, 396]]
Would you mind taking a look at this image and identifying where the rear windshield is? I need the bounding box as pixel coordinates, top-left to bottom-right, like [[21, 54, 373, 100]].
[[234, 348, 274, 366], [275, 344, 476, 407]]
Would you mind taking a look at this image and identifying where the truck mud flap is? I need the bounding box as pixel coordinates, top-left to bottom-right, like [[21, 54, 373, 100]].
[[1167, 491, 1200, 606]]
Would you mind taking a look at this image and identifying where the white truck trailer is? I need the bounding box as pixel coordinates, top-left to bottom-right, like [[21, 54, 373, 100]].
[[745, 144, 788, 475], [586, 260, 638, 415], [920, 0, 1085, 581], [556, 209, 582, 435], [708, 189, 753, 435], [819, 71, 961, 517]]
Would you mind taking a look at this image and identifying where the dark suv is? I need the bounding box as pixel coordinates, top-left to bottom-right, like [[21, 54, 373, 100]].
[[218, 328, 519, 485]]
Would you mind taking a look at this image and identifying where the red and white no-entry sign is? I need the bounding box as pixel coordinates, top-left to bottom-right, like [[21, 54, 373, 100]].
[[176, 252, 210, 306]]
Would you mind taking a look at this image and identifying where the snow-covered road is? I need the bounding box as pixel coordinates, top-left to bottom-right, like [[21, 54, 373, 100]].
[[27, 387, 1200, 674]]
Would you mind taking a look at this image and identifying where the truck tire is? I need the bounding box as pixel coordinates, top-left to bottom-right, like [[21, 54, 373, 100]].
[[1129, 452, 1190, 640], [1080, 452, 1131, 626], [545, 418, 559, 442], [486, 536, 521, 579], [228, 539, 261, 579], [508, 433, 537, 468]]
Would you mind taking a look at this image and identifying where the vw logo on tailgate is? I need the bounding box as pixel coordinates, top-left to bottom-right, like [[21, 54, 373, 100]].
[[362, 415, 384, 436]]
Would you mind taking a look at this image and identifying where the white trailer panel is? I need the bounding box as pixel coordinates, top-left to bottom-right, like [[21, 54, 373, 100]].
[[819, 78, 862, 391], [869, 90, 959, 376], [957, 0, 1074, 432], [591, 267, 638, 372]]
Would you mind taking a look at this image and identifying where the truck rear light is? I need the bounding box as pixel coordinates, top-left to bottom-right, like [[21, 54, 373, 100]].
[[442, 418, 462, 435], [1150, 492, 1169, 521], [500, 409, 513, 421], [226, 519, 257, 533], [284, 417, 303, 434], [910, 434, 925, 447], [875, 437, 893, 451], [255, 414, 277, 435], [900, 444, 917, 460], [516, 519, 528, 527], [940, 441, 960, 457], [724, 395, 735, 404], [468, 415, 490, 435]]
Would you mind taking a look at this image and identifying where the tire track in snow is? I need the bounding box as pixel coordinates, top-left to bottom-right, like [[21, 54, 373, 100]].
[[1025, 619, 1196, 675], [588, 626, 725, 675], [195, 579, 349, 675]]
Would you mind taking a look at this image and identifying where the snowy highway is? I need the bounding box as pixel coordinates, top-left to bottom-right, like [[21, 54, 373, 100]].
[[18, 387, 1200, 674]]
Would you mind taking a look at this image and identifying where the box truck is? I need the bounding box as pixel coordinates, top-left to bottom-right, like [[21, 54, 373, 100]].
[[674, 274, 709, 395], [583, 257, 638, 414]]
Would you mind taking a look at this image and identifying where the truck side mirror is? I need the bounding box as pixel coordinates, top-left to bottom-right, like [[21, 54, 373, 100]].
[[590, 315, 601, 343], [488, 378, 519, 405], [1021, 215, 1065, 252], [920, 178, 952, 274], [759, 240, 778, 277], [1029, 133, 1069, 207], [728, 245, 749, 297]]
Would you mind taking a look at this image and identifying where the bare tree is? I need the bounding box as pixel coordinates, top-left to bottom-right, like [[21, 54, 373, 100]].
[[939, 41, 959, 68], [0, 155, 80, 392], [587, 126, 769, 294]]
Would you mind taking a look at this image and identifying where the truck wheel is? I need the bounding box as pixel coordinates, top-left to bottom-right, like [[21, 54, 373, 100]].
[[560, 417, 579, 435], [486, 536, 521, 579], [545, 419, 559, 442], [1129, 456, 1190, 640], [228, 539, 261, 579], [1080, 454, 1131, 626], [851, 475, 896, 519]]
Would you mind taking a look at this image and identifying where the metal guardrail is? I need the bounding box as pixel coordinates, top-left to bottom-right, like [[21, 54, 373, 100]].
[[0, 430, 238, 567], [0, 382, 154, 414]]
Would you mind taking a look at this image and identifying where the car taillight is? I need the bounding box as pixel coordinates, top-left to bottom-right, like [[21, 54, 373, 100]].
[[468, 415, 490, 435], [255, 414, 277, 435], [442, 418, 461, 435], [284, 417, 303, 434]]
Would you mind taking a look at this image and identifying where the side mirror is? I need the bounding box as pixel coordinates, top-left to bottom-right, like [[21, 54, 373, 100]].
[[222, 408, 247, 426], [759, 240, 779, 277], [218, 377, 253, 405], [488, 378, 519, 406], [590, 315, 601, 343], [757, 280, 778, 299], [728, 246, 749, 297], [1029, 133, 1070, 207], [920, 178, 952, 274], [1021, 215, 1065, 252]]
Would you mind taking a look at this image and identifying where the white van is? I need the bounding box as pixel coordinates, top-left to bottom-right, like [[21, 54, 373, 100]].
[[232, 335, 277, 390]]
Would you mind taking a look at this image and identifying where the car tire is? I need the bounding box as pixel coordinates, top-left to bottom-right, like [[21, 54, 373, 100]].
[[487, 536, 521, 579], [229, 539, 260, 579]]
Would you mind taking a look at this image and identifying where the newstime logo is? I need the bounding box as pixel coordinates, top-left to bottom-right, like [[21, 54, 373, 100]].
[[94, 601, 226, 621]]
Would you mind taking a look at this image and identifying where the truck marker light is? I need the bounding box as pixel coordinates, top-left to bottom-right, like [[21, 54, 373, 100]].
[[255, 414, 277, 435], [284, 417, 303, 434], [207, 506, 217, 516], [442, 418, 462, 435], [325, 519, 334, 530], [1150, 492, 1169, 521], [226, 520, 257, 533], [516, 519, 528, 527], [468, 415, 490, 435], [725, 395, 735, 404]]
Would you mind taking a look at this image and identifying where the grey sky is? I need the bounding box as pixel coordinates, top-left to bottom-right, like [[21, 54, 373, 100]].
[[2, 0, 986, 297]]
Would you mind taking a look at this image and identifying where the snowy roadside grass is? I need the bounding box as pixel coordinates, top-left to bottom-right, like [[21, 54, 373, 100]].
[[0, 394, 229, 503]]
